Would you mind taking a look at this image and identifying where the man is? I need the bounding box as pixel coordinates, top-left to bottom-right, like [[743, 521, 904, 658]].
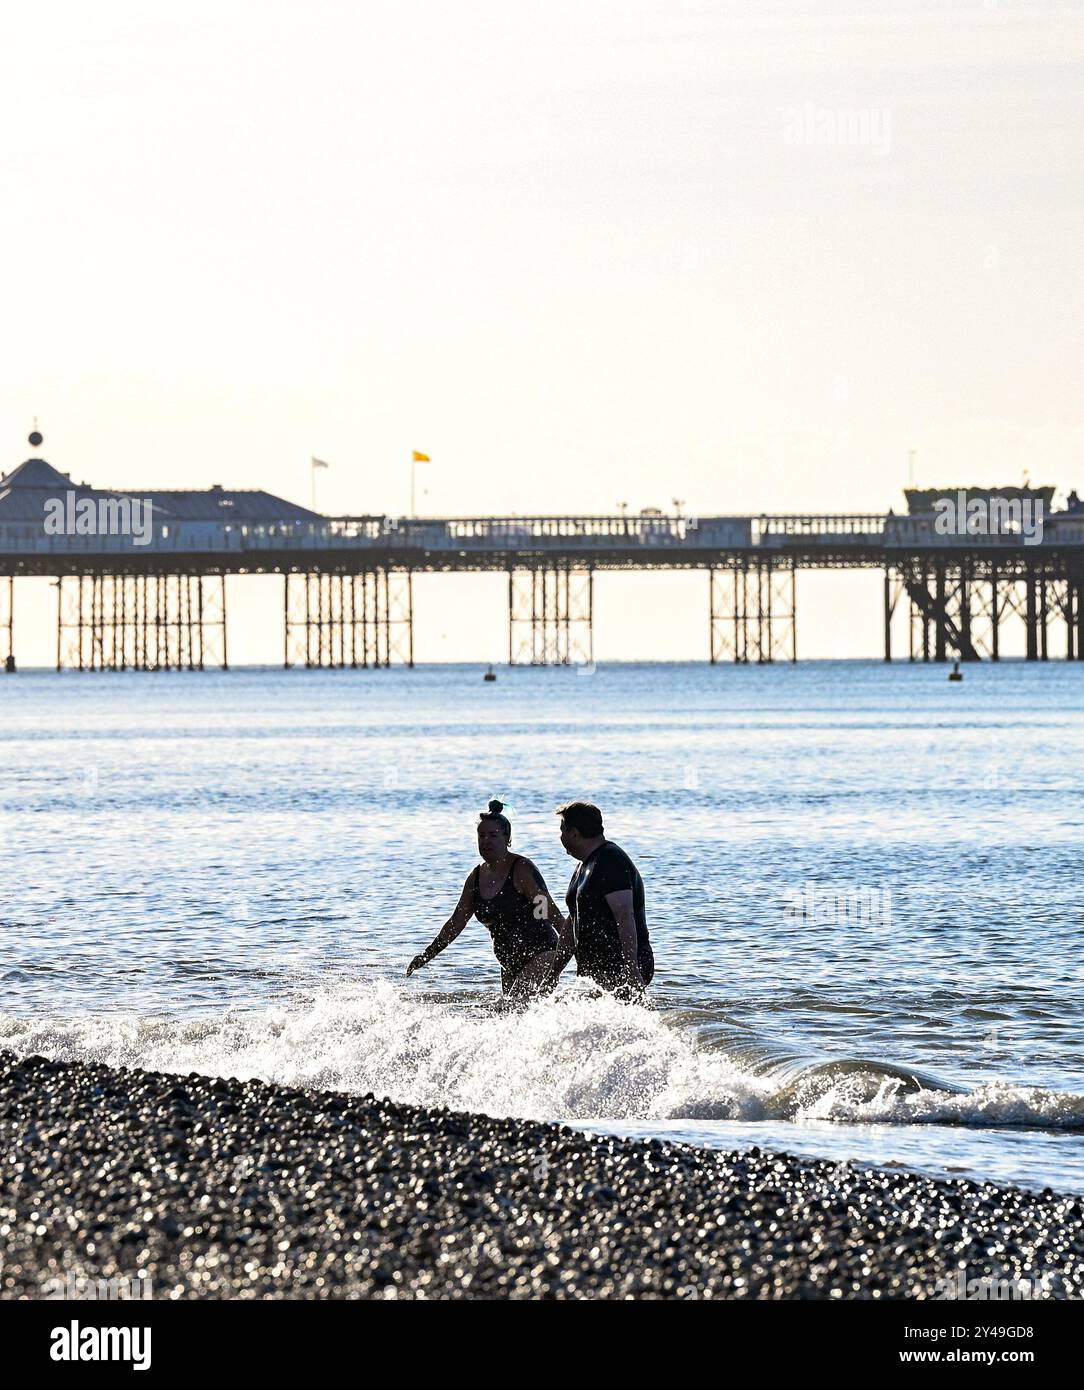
[[553, 801, 654, 998]]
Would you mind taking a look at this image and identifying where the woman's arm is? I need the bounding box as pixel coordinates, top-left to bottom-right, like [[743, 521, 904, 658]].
[[406, 873, 475, 976], [513, 858, 575, 985], [512, 857, 568, 934]]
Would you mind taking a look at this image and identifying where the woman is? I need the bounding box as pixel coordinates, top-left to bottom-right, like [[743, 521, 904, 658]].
[[407, 800, 566, 998]]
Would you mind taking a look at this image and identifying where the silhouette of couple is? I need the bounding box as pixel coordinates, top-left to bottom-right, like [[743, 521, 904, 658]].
[[407, 800, 654, 1002]]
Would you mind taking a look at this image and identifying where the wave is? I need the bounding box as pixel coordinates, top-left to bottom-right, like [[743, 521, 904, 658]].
[[1, 980, 1082, 1133]]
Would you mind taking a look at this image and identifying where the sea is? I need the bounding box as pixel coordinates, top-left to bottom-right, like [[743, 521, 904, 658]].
[[1, 659, 1081, 1194]]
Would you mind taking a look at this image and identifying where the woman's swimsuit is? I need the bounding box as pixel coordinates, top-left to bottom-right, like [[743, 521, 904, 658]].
[[471, 855, 559, 980]]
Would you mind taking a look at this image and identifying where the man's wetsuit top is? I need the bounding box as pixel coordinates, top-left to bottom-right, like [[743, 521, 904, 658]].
[[565, 840, 655, 991], [471, 855, 559, 977]]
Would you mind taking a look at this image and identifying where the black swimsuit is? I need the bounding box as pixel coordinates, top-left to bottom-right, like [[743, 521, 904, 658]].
[[566, 840, 654, 991], [472, 855, 559, 980]]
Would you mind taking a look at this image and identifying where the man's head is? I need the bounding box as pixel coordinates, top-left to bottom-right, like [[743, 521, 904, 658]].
[[556, 801, 605, 859]]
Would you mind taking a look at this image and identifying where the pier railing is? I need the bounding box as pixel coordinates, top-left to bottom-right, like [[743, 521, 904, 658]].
[[3, 510, 1084, 558]]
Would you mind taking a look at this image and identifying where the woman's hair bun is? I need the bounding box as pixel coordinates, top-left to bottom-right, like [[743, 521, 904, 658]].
[[487, 799, 504, 814]]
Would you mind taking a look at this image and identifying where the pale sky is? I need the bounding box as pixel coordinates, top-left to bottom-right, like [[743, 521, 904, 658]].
[[2, 1, 1082, 664]]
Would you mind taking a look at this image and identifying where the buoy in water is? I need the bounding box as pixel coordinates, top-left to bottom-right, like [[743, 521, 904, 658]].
[[948, 661, 963, 682], [484, 665, 497, 682]]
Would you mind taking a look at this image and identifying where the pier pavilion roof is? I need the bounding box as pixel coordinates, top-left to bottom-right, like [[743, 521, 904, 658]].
[[0, 456, 129, 522], [0, 453, 324, 526], [141, 487, 323, 524]]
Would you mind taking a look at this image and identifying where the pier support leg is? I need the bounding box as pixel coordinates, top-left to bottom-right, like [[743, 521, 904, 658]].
[[711, 565, 747, 662], [285, 569, 413, 668], [934, 566, 947, 662], [884, 570, 892, 662], [711, 562, 795, 663], [751, 561, 795, 662], [957, 566, 973, 660], [509, 566, 593, 665], [710, 565, 748, 663], [0, 576, 13, 672], [1025, 568, 1038, 661], [56, 573, 227, 672], [202, 575, 228, 670], [990, 567, 1000, 661], [1077, 575, 1084, 660], [904, 563, 980, 662]]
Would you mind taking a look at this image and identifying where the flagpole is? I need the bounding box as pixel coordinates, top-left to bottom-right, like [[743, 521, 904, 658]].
[[310, 457, 329, 512], [410, 451, 430, 517]]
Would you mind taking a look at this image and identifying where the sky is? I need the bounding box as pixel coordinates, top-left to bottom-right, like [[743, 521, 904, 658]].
[[2, 0, 1082, 663]]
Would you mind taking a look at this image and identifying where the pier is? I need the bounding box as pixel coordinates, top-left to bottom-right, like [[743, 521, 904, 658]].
[[1, 441, 1082, 670]]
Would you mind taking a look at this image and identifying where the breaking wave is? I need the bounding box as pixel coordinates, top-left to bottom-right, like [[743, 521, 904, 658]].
[[2, 979, 1082, 1134]]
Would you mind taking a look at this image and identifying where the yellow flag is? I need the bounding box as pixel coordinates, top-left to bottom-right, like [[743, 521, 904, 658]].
[[412, 450, 431, 463]]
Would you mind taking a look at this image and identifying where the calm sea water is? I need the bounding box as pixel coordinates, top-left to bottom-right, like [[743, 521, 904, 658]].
[[1, 660, 1082, 1194]]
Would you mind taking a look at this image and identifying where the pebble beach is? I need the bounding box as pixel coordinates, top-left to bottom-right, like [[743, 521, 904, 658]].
[[2, 1051, 1081, 1300]]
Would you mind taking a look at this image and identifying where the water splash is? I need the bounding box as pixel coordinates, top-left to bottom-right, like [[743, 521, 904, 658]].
[[1, 979, 1082, 1132]]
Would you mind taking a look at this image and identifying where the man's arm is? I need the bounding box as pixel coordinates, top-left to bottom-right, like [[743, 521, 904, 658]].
[[406, 874, 474, 976], [604, 888, 644, 996]]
